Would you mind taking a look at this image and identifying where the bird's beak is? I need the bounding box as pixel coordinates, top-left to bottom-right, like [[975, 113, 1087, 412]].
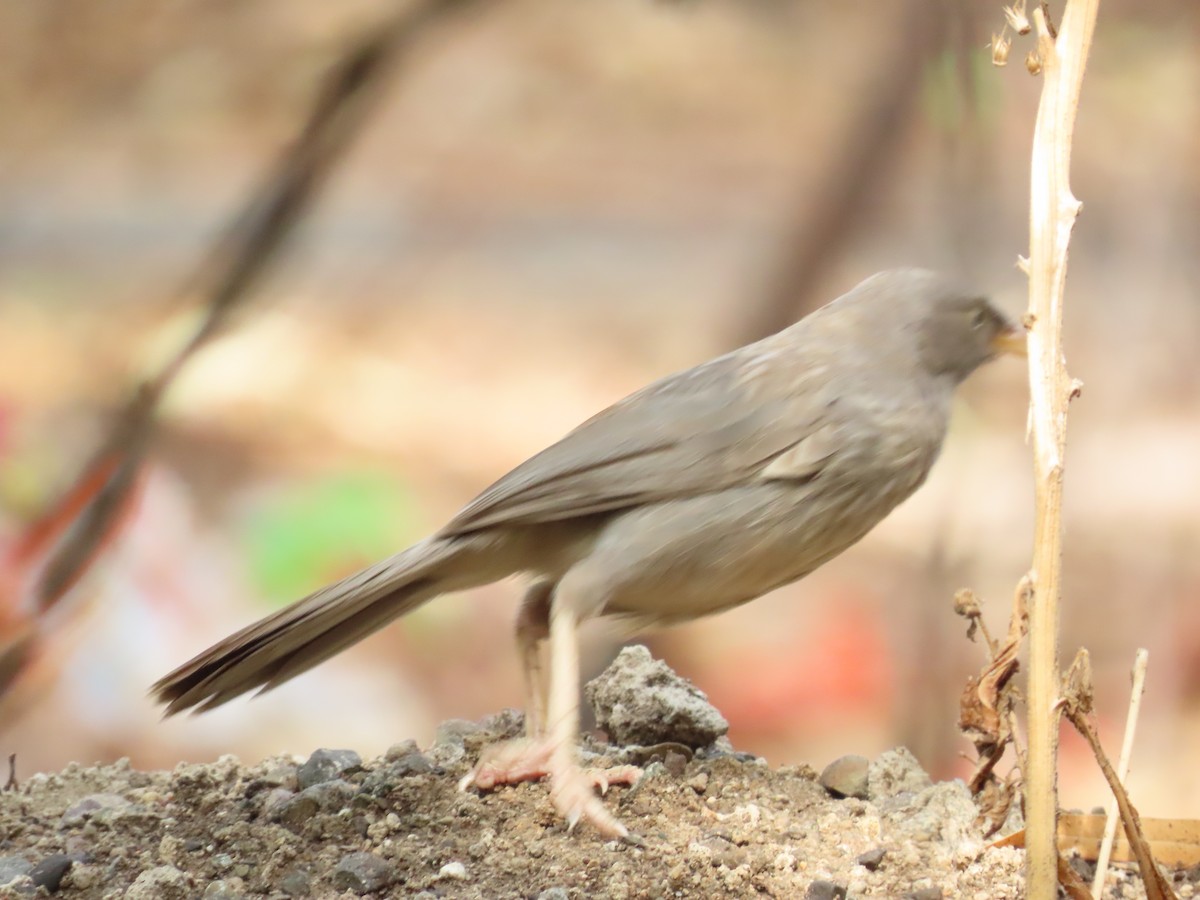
[[990, 323, 1027, 358]]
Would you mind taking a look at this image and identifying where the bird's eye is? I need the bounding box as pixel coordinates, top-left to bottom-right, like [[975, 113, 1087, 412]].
[[970, 308, 989, 330]]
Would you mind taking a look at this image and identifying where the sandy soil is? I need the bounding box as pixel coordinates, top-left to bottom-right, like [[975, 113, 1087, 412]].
[[0, 648, 1174, 899]]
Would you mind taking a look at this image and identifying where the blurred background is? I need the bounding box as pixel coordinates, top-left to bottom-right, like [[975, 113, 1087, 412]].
[[2, 0, 1198, 817]]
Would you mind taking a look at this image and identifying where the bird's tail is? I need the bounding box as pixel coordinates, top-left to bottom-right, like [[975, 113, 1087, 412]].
[[152, 535, 493, 715]]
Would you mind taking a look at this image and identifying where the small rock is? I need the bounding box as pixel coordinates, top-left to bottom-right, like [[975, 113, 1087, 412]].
[[277, 868, 312, 896], [687, 772, 710, 794], [0, 855, 31, 887], [297, 749, 362, 789], [478, 708, 525, 739], [904, 889, 944, 900], [29, 854, 73, 893], [437, 861, 468, 881], [332, 852, 393, 895], [885, 781, 980, 845], [385, 745, 436, 777], [260, 787, 295, 819], [663, 750, 689, 777], [125, 865, 190, 900], [60, 793, 131, 827], [272, 780, 357, 829], [204, 879, 244, 899], [537, 889, 570, 900], [819, 755, 870, 799], [584, 645, 729, 748], [806, 880, 847, 899], [430, 719, 483, 764], [385, 739, 420, 760], [868, 748, 932, 800], [855, 847, 887, 871], [259, 763, 299, 791]]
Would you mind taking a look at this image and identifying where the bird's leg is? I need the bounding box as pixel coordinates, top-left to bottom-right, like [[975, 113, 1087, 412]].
[[543, 598, 638, 838], [459, 581, 639, 836], [515, 580, 552, 739]]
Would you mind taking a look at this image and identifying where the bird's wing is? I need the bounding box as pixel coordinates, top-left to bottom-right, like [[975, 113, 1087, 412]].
[[440, 347, 834, 536]]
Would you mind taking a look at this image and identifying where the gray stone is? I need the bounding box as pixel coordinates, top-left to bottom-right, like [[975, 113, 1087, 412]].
[[332, 851, 393, 894], [30, 854, 73, 892], [0, 855, 31, 887], [584, 645, 728, 749], [904, 889, 944, 900], [60, 793, 131, 827], [806, 880, 847, 899], [819, 755, 870, 799], [429, 719, 483, 765], [276, 868, 311, 896], [855, 847, 887, 871], [884, 780, 981, 847], [867, 747, 932, 800], [537, 890, 570, 900], [271, 779, 357, 829], [203, 879, 244, 899], [296, 748, 362, 789]]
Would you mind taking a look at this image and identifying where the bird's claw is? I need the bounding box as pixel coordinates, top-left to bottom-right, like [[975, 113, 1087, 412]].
[[459, 738, 642, 839]]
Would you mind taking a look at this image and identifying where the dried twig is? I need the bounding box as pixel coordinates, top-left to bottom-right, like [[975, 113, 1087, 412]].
[[1092, 649, 1150, 898], [1060, 650, 1177, 900]]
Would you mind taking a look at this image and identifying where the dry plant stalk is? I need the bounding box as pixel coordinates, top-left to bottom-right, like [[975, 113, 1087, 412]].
[[1060, 651, 1178, 900], [1092, 649, 1150, 898], [1013, 0, 1099, 893]]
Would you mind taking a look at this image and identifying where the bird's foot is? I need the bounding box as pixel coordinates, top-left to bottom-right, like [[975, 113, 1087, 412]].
[[459, 738, 642, 838]]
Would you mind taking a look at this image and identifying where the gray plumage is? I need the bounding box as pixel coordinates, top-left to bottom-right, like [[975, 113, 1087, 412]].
[[153, 268, 1019, 717]]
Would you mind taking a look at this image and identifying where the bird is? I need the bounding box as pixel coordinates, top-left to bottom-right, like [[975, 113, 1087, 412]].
[[153, 268, 1024, 839]]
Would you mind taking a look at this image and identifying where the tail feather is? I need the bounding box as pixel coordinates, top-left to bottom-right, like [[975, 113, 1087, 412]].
[[153, 537, 466, 715]]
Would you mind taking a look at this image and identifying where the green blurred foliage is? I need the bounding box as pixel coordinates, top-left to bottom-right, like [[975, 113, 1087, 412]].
[[242, 469, 422, 607]]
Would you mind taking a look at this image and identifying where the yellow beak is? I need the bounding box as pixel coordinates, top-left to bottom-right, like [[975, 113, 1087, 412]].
[[991, 324, 1027, 358]]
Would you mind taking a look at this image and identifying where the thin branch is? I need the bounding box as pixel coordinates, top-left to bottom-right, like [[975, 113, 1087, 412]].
[[1091, 649, 1150, 899], [1060, 651, 1177, 900]]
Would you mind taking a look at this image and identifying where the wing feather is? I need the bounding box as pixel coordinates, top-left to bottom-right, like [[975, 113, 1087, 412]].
[[440, 343, 832, 536]]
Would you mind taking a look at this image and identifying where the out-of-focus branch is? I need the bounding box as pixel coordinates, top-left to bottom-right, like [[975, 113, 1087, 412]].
[[0, 0, 484, 721], [1020, 0, 1098, 896], [734, 0, 939, 344]]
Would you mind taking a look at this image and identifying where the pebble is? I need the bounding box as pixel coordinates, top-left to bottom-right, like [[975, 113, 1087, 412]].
[[271, 780, 357, 829], [537, 889, 570, 900], [584, 645, 729, 748], [437, 861, 468, 880], [904, 889, 944, 900], [430, 719, 483, 764], [332, 851, 393, 894], [276, 868, 312, 896], [297, 749, 362, 789], [806, 880, 847, 899], [0, 855, 31, 886], [125, 865, 190, 900], [819, 755, 870, 800], [30, 854, 73, 893], [203, 878, 245, 898], [855, 847, 887, 871], [60, 793, 131, 827]]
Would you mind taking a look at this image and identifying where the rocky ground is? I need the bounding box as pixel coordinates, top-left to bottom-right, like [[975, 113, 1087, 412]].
[[0, 648, 1174, 899]]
